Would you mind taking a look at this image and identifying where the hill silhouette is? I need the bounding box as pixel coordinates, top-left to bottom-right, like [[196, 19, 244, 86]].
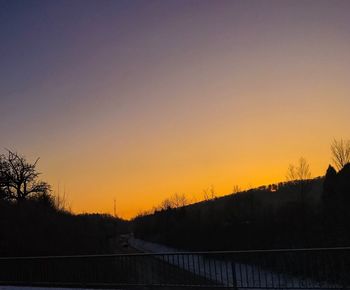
[[0, 150, 129, 256], [0, 198, 129, 256], [133, 164, 350, 251]]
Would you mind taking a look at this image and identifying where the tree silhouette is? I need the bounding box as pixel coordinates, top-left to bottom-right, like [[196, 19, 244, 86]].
[[286, 157, 311, 182], [0, 150, 50, 202], [286, 157, 312, 202], [331, 138, 350, 171], [286, 157, 312, 242], [203, 185, 216, 201], [323, 165, 337, 197]]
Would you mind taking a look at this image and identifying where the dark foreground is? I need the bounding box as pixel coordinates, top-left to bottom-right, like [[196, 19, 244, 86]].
[[0, 247, 349, 289]]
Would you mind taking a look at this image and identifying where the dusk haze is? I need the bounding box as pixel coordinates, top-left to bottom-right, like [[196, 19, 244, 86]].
[[1, 0, 350, 218], [2, 1, 350, 289]]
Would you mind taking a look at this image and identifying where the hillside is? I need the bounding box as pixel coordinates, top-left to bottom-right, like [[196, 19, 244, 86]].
[[132, 168, 350, 250]]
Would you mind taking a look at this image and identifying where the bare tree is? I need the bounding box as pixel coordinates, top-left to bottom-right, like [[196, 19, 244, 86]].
[[203, 185, 216, 201], [157, 193, 189, 211], [159, 198, 173, 211], [286, 157, 312, 239], [286, 157, 311, 182], [232, 185, 241, 194], [286, 157, 312, 206], [54, 188, 69, 211], [331, 138, 350, 171], [171, 193, 188, 208], [0, 150, 51, 202]]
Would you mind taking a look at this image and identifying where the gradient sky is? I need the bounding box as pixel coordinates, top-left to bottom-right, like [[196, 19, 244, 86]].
[[1, 0, 350, 218]]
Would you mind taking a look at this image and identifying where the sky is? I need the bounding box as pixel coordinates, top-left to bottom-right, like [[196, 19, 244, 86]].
[[1, 0, 350, 218]]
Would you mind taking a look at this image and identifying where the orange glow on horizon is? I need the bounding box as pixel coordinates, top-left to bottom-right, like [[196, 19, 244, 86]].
[[3, 1, 350, 220]]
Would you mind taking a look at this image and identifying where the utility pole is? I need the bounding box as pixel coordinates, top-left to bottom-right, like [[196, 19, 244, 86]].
[[113, 198, 117, 218]]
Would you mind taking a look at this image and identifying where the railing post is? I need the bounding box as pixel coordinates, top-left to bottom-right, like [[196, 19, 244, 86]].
[[230, 259, 237, 289]]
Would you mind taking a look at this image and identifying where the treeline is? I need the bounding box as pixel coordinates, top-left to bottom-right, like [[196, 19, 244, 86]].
[[133, 178, 324, 250], [0, 150, 128, 256], [132, 140, 350, 250]]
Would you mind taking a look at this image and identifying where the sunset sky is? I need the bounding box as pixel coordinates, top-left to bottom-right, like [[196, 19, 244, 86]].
[[1, 0, 350, 218]]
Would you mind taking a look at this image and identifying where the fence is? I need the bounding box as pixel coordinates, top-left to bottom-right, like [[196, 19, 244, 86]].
[[0, 247, 349, 289]]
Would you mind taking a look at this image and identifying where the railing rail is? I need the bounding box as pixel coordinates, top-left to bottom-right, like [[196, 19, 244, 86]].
[[0, 247, 349, 289]]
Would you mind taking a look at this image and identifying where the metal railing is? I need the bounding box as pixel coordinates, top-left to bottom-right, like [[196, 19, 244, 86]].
[[0, 247, 349, 289]]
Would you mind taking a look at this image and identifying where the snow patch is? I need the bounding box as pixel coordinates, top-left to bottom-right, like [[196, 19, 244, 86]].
[[129, 238, 338, 290]]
